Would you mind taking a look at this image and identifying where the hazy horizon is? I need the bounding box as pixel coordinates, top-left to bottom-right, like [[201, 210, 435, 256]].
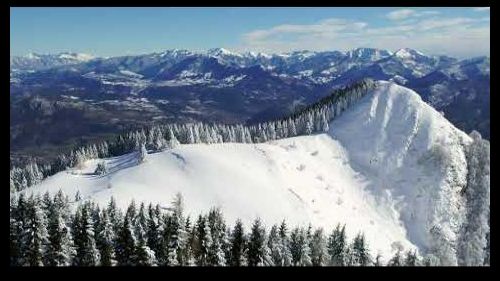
[[11, 7, 490, 59]]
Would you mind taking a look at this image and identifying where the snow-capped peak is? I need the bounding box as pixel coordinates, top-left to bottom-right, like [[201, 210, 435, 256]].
[[58, 52, 95, 62], [394, 48, 426, 59], [26, 52, 40, 60], [21, 80, 485, 265], [207, 47, 242, 57], [346, 48, 392, 61], [244, 51, 272, 59], [159, 49, 193, 58]]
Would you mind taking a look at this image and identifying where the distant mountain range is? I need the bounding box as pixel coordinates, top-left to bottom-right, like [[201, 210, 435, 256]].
[[10, 47, 489, 163]]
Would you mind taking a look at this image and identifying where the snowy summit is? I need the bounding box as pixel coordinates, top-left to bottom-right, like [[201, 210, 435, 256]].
[[18, 81, 489, 265]]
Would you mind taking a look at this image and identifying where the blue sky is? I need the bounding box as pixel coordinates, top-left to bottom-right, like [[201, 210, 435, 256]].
[[10, 7, 490, 58]]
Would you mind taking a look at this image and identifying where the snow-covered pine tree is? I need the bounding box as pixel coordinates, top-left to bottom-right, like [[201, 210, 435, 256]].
[[23, 195, 49, 266], [289, 227, 312, 266], [404, 250, 418, 266], [278, 220, 292, 266], [94, 161, 107, 175], [95, 211, 116, 266], [171, 194, 189, 265], [163, 214, 180, 266], [422, 254, 440, 266], [144, 204, 159, 259], [138, 142, 148, 163], [320, 110, 329, 132], [193, 124, 201, 143], [74, 191, 82, 202], [429, 224, 456, 265], [267, 224, 281, 266], [46, 200, 75, 266], [187, 126, 196, 144], [179, 216, 195, 265], [206, 208, 226, 266], [115, 207, 137, 266], [135, 221, 157, 266], [484, 223, 490, 266], [193, 215, 210, 266], [246, 218, 268, 266], [229, 219, 246, 266], [167, 128, 180, 149], [107, 197, 123, 236], [351, 232, 371, 266], [267, 122, 277, 141], [10, 195, 23, 266], [305, 113, 314, 135], [327, 224, 347, 266], [257, 124, 268, 143], [458, 131, 490, 266], [72, 202, 100, 266], [41, 191, 52, 214], [310, 228, 327, 266], [186, 217, 199, 266], [53, 190, 71, 221]]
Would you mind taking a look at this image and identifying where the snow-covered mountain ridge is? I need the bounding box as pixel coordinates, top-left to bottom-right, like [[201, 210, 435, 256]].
[[18, 81, 489, 265], [10, 47, 489, 141]]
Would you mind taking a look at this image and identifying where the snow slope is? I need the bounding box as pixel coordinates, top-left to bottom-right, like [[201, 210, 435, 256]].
[[20, 81, 472, 264]]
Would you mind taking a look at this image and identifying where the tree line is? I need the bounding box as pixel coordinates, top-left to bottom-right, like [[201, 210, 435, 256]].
[[10, 79, 376, 192], [10, 191, 428, 267]]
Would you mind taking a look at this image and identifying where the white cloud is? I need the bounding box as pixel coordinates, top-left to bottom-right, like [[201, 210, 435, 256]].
[[386, 9, 440, 21], [474, 7, 490, 12], [235, 15, 490, 58], [386, 9, 416, 20]]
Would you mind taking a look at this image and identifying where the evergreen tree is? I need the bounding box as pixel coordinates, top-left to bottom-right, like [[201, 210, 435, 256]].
[[422, 254, 439, 266], [320, 111, 329, 132], [267, 224, 281, 266], [135, 222, 157, 266], [458, 131, 490, 266], [23, 195, 49, 266], [167, 128, 180, 149], [146, 203, 162, 263], [404, 250, 418, 266], [53, 190, 71, 221], [327, 224, 347, 266], [193, 215, 209, 266], [115, 211, 137, 266], [247, 218, 268, 266], [151, 126, 167, 151], [310, 228, 327, 266], [351, 232, 370, 266], [94, 161, 107, 175], [163, 214, 180, 266], [181, 216, 194, 265], [289, 227, 312, 266], [107, 197, 122, 235], [305, 113, 314, 135], [138, 142, 148, 163], [229, 219, 246, 266], [206, 208, 226, 266], [74, 191, 82, 202], [72, 203, 100, 266], [46, 203, 75, 266], [187, 126, 196, 144], [10, 195, 22, 266], [95, 211, 116, 266], [42, 191, 52, 214]]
